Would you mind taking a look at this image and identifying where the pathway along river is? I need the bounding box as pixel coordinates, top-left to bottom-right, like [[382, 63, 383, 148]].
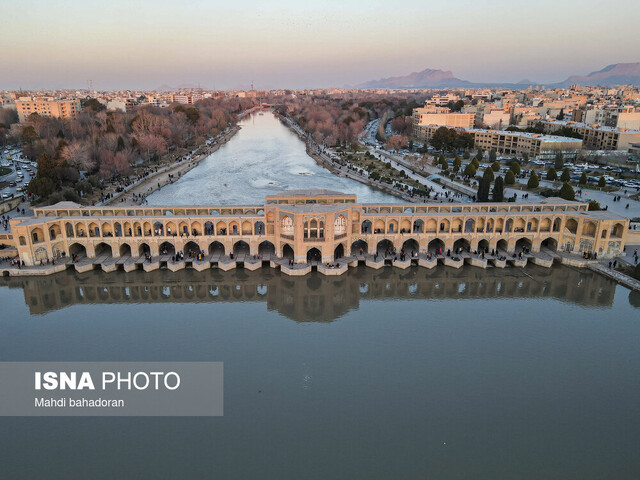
[[1, 265, 639, 479], [147, 111, 400, 205]]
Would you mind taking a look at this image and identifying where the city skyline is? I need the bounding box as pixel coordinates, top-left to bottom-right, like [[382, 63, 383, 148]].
[[2, 0, 639, 90]]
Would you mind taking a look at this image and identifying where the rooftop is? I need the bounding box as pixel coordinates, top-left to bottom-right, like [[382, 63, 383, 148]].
[[467, 128, 583, 143]]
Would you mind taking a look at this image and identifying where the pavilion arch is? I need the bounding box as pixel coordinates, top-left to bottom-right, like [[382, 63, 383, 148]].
[[478, 239, 490, 252], [153, 221, 164, 236], [159, 241, 176, 256], [114, 222, 122, 237], [241, 221, 252, 235], [138, 243, 150, 256], [541, 237, 558, 251], [505, 218, 513, 233], [142, 221, 152, 236], [49, 224, 62, 240], [233, 240, 250, 256], [552, 217, 561, 232], [304, 218, 324, 239], [514, 218, 526, 232], [387, 219, 398, 234], [306, 247, 322, 262], [582, 221, 596, 237], [282, 243, 294, 260], [351, 240, 368, 256], [439, 219, 450, 233], [88, 222, 100, 237], [452, 218, 463, 233], [334, 243, 345, 259], [402, 238, 419, 255], [400, 219, 411, 233], [133, 221, 142, 237], [254, 221, 265, 235], [69, 243, 87, 258], [258, 240, 275, 257], [539, 218, 551, 233], [95, 242, 113, 257], [527, 218, 539, 232], [565, 218, 578, 235], [334, 215, 347, 235], [204, 221, 214, 235], [425, 219, 436, 233], [280, 216, 293, 235], [453, 238, 470, 253], [373, 219, 385, 234], [495, 218, 504, 233], [486, 218, 494, 233], [610, 223, 624, 238], [184, 241, 201, 258], [464, 218, 475, 233], [101, 222, 113, 237], [229, 221, 240, 236], [266, 211, 274, 223], [216, 221, 227, 235], [123, 221, 132, 237], [189, 221, 201, 236], [376, 239, 394, 256], [178, 221, 189, 235], [166, 222, 177, 236], [65, 222, 75, 238], [412, 219, 424, 233], [31, 227, 45, 243], [497, 239, 508, 252], [208, 241, 225, 256], [428, 238, 445, 254], [476, 217, 485, 232], [119, 243, 132, 257], [51, 242, 64, 258], [361, 220, 372, 234], [516, 238, 532, 252], [34, 246, 48, 262]]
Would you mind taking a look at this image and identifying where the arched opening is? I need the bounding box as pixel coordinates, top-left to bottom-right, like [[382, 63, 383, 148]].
[[439, 219, 450, 233], [101, 222, 113, 237], [413, 219, 424, 233], [138, 243, 150, 256], [184, 241, 201, 258], [541, 237, 558, 251], [233, 240, 250, 257], [208, 241, 225, 256], [241, 221, 252, 235], [69, 243, 87, 259], [514, 218, 526, 232], [361, 220, 372, 234], [387, 220, 397, 234], [464, 219, 475, 233], [565, 219, 578, 235], [216, 221, 227, 235], [582, 221, 596, 237], [31, 227, 44, 243], [204, 221, 214, 236], [159, 241, 176, 256], [65, 222, 74, 238], [402, 238, 419, 256], [611, 223, 624, 238], [306, 247, 322, 263], [95, 242, 112, 257], [34, 246, 48, 262], [539, 218, 551, 232], [527, 218, 538, 232], [400, 219, 411, 233], [515, 238, 532, 253], [281, 216, 293, 236], [119, 243, 132, 257], [254, 221, 265, 235], [478, 239, 489, 253], [49, 224, 62, 240], [552, 218, 561, 232], [334, 243, 345, 259], [88, 223, 100, 238], [428, 238, 444, 254], [114, 222, 122, 237], [258, 241, 275, 258], [497, 239, 508, 252], [76, 223, 87, 237], [229, 222, 239, 236], [334, 215, 347, 236], [376, 239, 394, 257], [505, 218, 513, 232], [453, 238, 470, 253], [351, 240, 368, 256], [19, 236, 26, 246], [282, 244, 294, 260], [154, 222, 164, 236], [425, 219, 437, 233], [304, 218, 324, 239]]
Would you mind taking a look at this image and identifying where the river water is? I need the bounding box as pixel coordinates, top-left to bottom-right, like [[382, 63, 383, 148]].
[[147, 112, 400, 205], [1, 265, 639, 479]]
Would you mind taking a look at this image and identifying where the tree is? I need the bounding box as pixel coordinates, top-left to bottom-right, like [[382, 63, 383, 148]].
[[527, 171, 539, 189], [489, 149, 497, 163], [554, 152, 564, 170], [598, 176, 606, 188], [559, 182, 575, 200], [560, 168, 571, 182], [557, 108, 565, 120], [588, 200, 601, 211], [547, 167, 557, 181], [492, 176, 505, 202], [483, 166, 494, 181], [491, 161, 500, 172], [579, 172, 588, 185], [475, 147, 483, 161], [505, 170, 516, 185], [440, 158, 449, 171], [21, 125, 39, 143], [453, 156, 461, 172], [471, 157, 479, 169], [83, 98, 106, 112], [463, 151, 470, 159], [463, 163, 477, 177], [477, 172, 491, 202], [509, 161, 521, 175]]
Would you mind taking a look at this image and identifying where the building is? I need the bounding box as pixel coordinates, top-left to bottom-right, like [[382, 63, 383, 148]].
[[412, 105, 475, 137], [480, 110, 511, 129], [6, 191, 628, 272], [533, 120, 640, 151], [15, 97, 81, 123]]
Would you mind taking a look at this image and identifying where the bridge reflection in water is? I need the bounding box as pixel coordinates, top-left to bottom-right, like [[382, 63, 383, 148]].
[[1, 265, 623, 321]]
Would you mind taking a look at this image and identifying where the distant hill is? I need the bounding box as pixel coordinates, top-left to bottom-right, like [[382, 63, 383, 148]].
[[356, 63, 640, 89]]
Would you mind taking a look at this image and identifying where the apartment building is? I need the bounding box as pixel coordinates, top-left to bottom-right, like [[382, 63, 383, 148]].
[[15, 97, 81, 123], [533, 120, 640, 151], [412, 105, 475, 137]]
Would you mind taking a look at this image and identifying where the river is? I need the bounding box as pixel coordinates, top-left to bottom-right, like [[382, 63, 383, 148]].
[[146, 112, 400, 205], [1, 265, 639, 479]]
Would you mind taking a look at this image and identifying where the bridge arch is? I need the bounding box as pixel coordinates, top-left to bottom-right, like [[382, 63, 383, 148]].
[[95, 242, 112, 257], [69, 243, 87, 258], [119, 243, 132, 257], [306, 247, 322, 262], [377, 239, 394, 256], [402, 238, 419, 255], [453, 238, 470, 253], [361, 220, 372, 234], [428, 238, 444, 254], [351, 240, 368, 256], [541, 237, 558, 251], [159, 241, 175, 256], [258, 240, 275, 257], [334, 243, 345, 259], [138, 243, 150, 256], [233, 240, 250, 257], [282, 243, 294, 260], [208, 241, 225, 256], [184, 241, 201, 258]]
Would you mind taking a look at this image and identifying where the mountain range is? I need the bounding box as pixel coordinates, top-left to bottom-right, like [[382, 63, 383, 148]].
[[357, 63, 640, 89]]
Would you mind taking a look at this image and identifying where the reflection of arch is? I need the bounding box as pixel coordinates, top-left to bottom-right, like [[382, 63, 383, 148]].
[[138, 243, 150, 256], [94, 242, 112, 257], [453, 238, 470, 252], [582, 221, 596, 237], [334, 215, 346, 235], [258, 241, 275, 257], [402, 238, 419, 254], [233, 240, 250, 256], [541, 237, 557, 251], [428, 238, 444, 253], [334, 243, 344, 259], [306, 247, 322, 262], [69, 243, 87, 258], [208, 241, 225, 256], [351, 240, 368, 255], [565, 218, 578, 235], [119, 243, 132, 257], [282, 244, 294, 260], [361, 220, 372, 234], [376, 239, 394, 256], [159, 241, 175, 256]]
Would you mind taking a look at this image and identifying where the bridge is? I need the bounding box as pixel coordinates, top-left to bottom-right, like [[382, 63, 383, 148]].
[[3, 189, 629, 277]]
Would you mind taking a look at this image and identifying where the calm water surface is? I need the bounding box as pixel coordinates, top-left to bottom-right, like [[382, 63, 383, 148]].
[[146, 112, 399, 205], [1, 265, 639, 479]]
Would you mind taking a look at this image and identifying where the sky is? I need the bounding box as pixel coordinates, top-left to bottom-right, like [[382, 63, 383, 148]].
[[1, 0, 638, 90]]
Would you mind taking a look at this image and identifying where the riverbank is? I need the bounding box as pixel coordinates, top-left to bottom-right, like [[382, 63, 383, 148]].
[[102, 125, 241, 206]]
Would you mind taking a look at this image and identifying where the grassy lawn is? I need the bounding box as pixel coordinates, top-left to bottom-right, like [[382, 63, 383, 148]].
[[0, 166, 12, 176]]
